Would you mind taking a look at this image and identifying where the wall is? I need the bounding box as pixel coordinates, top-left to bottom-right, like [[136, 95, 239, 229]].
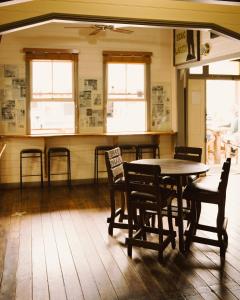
[[0, 24, 175, 184]]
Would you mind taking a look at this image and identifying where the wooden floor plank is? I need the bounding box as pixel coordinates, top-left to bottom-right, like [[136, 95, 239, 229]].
[[50, 209, 84, 300], [60, 209, 101, 300], [70, 208, 118, 300], [0, 190, 21, 300], [41, 209, 67, 300], [0, 175, 240, 299], [15, 213, 32, 300], [29, 190, 50, 300]]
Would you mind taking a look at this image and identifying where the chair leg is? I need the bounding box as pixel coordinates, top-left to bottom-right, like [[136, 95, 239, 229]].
[[157, 212, 164, 262], [167, 204, 176, 249], [185, 199, 197, 252], [108, 190, 116, 236], [127, 202, 133, 258], [139, 208, 147, 241], [217, 205, 227, 258], [119, 192, 125, 222]]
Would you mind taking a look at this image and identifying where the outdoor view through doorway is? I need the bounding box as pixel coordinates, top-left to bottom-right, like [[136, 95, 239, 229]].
[[206, 80, 240, 172]]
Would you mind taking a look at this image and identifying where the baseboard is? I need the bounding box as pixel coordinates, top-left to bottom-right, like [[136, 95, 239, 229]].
[[0, 178, 108, 189]]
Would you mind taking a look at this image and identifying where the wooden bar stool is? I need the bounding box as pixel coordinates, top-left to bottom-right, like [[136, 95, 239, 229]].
[[118, 144, 138, 160], [47, 147, 71, 186], [94, 145, 114, 184], [136, 143, 160, 159], [20, 148, 43, 189]]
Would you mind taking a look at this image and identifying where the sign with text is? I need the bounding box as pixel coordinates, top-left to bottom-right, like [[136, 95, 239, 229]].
[[173, 29, 200, 66]]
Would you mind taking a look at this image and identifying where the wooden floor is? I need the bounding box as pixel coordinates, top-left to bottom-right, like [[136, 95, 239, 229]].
[[0, 174, 240, 300]]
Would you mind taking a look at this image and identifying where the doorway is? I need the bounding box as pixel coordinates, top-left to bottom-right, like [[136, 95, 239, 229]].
[[206, 80, 240, 170]]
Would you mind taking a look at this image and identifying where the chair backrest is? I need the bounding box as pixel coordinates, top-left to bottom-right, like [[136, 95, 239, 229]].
[[174, 146, 202, 162], [218, 158, 231, 196], [105, 147, 124, 186], [123, 162, 164, 208]]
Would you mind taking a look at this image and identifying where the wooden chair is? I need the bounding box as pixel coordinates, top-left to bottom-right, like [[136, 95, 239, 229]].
[[162, 146, 202, 187], [123, 162, 176, 262], [161, 146, 202, 224], [105, 147, 128, 235], [184, 158, 231, 258]]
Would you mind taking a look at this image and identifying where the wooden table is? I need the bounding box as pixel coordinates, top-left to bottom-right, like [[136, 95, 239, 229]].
[[131, 158, 209, 253]]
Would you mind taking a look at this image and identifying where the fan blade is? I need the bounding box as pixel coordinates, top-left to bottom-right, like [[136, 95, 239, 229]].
[[112, 28, 133, 34], [64, 26, 94, 29], [89, 28, 102, 36]]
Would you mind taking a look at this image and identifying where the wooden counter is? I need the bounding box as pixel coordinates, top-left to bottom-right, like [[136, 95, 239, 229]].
[[0, 131, 176, 138]]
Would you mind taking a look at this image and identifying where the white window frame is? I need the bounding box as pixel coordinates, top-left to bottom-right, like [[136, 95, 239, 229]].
[[24, 48, 78, 135], [103, 51, 151, 133]]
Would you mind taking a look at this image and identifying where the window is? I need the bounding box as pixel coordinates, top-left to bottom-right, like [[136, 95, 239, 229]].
[[209, 60, 240, 75], [103, 51, 151, 133], [189, 66, 203, 74], [24, 49, 78, 134]]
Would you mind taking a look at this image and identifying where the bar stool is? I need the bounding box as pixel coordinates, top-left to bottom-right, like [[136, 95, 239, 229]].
[[47, 147, 71, 186], [118, 144, 138, 160], [20, 148, 43, 189], [136, 143, 160, 159], [94, 145, 114, 184]]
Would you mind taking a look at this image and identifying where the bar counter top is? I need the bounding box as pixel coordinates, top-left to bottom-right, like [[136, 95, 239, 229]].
[[1, 131, 176, 138]]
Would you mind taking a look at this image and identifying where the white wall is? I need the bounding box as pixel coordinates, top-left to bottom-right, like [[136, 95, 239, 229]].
[[0, 24, 175, 184]]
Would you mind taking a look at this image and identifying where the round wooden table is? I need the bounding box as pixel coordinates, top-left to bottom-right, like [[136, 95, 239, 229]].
[[131, 158, 209, 253]]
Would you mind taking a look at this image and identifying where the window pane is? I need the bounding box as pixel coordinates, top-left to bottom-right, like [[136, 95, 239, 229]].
[[126, 64, 144, 97], [209, 60, 240, 75], [32, 61, 52, 96], [108, 64, 125, 95], [107, 101, 146, 132], [108, 63, 144, 99], [189, 66, 203, 74], [52, 61, 73, 96], [32, 60, 73, 99], [31, 101, 75, 134]]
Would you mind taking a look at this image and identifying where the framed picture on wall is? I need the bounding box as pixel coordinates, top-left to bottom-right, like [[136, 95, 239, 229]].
[[173, 29, 200, 66]]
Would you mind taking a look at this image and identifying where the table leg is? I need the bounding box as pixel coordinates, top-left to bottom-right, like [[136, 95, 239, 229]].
[[176, 176, 185, 253]]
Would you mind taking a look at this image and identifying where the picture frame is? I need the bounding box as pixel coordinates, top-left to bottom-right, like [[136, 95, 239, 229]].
[[173, 29, 200, 66]]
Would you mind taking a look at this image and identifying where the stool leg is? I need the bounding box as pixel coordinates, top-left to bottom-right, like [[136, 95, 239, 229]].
[[68, 152, 71, 187], [94, 149, 97, 184], [40, 152, 43, 188], [48, 153, 51, 187], [96, 150, 99, 184], [20, 156, 22, 189]]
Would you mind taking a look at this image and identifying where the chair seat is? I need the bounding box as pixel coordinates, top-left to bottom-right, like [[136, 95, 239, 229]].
[[131, 188, 175, 208], [161, 174, 198, 187], [183, 176, 220, 202], [113, 177, 125, 190]]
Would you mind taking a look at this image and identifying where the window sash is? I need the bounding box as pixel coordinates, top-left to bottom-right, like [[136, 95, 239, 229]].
[[25, 48, 78, 134], [103, 51, 151, 133]]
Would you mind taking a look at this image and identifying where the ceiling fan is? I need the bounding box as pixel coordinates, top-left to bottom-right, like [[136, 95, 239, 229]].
[[64, 24, 133, 36]]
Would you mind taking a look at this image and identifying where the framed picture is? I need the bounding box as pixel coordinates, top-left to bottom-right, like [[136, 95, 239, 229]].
[[173, 29, 200, 66]]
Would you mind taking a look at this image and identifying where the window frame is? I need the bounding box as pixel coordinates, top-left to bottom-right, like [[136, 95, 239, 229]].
[[103, 51, 152, 133], [24, 48, 79, 135]]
